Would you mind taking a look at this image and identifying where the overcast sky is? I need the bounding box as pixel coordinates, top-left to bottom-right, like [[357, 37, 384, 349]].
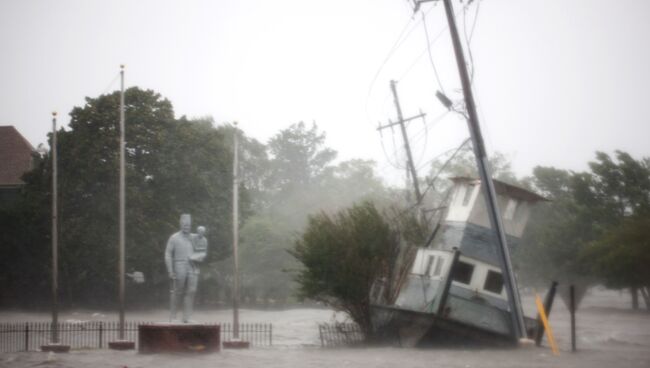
[[2, 0, 649, 186]]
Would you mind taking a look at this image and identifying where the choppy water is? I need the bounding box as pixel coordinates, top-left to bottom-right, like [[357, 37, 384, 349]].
[[1, 288, 649, 367]]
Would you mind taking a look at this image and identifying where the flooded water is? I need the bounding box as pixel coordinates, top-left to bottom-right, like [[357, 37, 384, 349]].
[[1, 288, 649, 368]]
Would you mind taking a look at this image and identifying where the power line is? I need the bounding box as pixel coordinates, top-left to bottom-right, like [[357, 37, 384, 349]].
[[379, 127, 405, 170], [386, 137, 471, 222], [396, 4, 465, 83], [365, 4, 439, 125], [421, 7, 446, 95], [100, 72, 121, 96], [418, 137, 471, 202], [463, 0, 481, 83]]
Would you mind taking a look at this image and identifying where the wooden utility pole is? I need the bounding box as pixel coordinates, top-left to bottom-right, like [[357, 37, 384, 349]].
[[435, 0, 527, 340], [377, 80, 425, 203]]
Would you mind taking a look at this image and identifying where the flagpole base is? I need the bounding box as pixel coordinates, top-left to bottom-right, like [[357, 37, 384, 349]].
[[108, 340, 135, 350], [223, 339, 250, 349], [41, 343, 71, 353]]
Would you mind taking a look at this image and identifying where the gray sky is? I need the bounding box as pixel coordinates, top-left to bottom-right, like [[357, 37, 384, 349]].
[[2, 0, 649, 186]]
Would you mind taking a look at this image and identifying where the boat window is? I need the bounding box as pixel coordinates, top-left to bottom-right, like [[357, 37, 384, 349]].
[[433, 257, 444, 277], [424, 255, 435, 276], [504, 199, 518, 220], [484, 270, 504, 294], [452, 261, 474, 285], [462, 184, 474, 206]]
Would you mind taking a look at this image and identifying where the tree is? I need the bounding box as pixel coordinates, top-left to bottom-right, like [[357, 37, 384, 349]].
[[516, 167, 595, 305], [6, 88, 244, 307], [266, 121, 337, 198], [518, 151, 650, 309], [290, 201, 399, 338], [579, 151, 650, 309], [583, 215, 650, 310], [235, 122, 389, 305]]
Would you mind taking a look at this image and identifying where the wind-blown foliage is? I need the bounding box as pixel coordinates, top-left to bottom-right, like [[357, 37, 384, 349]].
[[290, 201, 400, 337]]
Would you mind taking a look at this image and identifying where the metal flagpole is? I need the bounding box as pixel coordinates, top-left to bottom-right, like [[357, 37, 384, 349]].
[[232, 123, 240, 339], [51, 112, 59, 344], [118, 65, 126, 340]]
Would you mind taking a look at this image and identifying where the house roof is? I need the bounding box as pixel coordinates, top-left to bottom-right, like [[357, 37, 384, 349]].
[[449, 176, 548, 202], [0, 126, 35, 186]]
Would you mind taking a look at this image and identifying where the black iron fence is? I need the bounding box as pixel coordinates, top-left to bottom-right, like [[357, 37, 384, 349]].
[[0, 321, 272, 352], [220, 322, 272, 346], [318, 323, 364, 347]]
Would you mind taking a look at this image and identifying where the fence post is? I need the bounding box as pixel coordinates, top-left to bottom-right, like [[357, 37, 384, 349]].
[[269, 323, 272, 346], [570, 285, 576, 352], [99, 322, 103, 349], [318, 324, 324, 347], [24, 323, 29, 351]]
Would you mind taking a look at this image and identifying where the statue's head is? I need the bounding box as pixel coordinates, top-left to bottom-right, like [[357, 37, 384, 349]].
[[197, 226, 206, 237], [180, 214, 191, 233]]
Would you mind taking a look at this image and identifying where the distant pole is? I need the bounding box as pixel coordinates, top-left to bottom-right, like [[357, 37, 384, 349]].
[[440, 0, 526, 340], [51, 112, 59, 344], [232, 123, 240, 339], [118, 65, 126, 340], [390, 80, 422, 203], [377, 83, 426, 203]]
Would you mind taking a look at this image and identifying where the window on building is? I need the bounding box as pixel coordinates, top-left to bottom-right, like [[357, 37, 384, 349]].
[[484, 270, 504, 294], [462, 184, 475, 206], [424, 255, 435, 276], [452, 261, 474, 285], [433, 257, 445, 277], [504, 198, 518, 220]]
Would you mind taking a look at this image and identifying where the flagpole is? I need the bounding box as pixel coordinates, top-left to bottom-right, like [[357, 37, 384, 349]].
[[118, 65, 126, 340], [232, 123, 240, 339], [51, 112, 59, 344]]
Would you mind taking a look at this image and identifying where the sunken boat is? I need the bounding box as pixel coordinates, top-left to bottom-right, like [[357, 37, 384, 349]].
[[370, 177, 547, 346]]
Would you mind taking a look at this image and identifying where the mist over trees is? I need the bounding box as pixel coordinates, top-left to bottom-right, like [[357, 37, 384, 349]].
[[1, 86, 648, 313], [0, 89, 388, 308]]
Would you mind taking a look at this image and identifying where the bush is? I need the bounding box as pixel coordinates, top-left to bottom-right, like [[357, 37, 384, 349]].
[[290, 201, 400, 338]]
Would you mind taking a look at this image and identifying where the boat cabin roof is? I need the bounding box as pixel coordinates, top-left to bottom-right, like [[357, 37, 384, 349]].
[[449, 176, 548, 203]]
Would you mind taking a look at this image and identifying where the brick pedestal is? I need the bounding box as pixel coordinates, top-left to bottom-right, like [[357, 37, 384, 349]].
[[40, 343, 71, 353], [138, 323, 220, 353], [223, 340, 250, 349], [108, 340, 135, 350]]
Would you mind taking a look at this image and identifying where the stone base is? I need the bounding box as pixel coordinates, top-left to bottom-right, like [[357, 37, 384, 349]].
[[41, 343, 71, 353], [223, 340, 250, 349], [138, 323, 220, 353], [108, 340, 136, 350]]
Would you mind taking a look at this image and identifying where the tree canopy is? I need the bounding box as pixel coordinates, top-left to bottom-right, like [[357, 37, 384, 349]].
[[0, 88, 246, 306]]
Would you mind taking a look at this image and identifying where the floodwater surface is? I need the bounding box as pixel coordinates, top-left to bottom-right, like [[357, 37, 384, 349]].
[[1, 289, 649, 368]]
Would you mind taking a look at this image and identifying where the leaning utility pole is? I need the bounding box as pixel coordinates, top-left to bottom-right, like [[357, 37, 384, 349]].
[[436, 0, 527, 340], [377, 80, 425, 203]]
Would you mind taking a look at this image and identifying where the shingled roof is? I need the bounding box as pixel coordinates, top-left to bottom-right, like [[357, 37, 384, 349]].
[[0, 126, 35, 186]]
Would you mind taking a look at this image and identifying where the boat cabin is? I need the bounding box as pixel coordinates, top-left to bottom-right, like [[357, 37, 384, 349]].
[[384, 178, 546, 337]]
